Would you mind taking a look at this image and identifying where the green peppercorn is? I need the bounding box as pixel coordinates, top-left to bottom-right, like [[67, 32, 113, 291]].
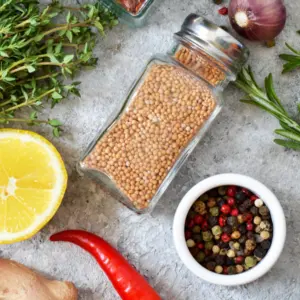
[[231, 231, 241, 239], [245, 256, 257, 268], [233, 242, 240, 250], [213, 0, 223, 5], [207, 198, 217, 208], [227, 249, 236, 258], [215, 265, 223, 274], [218, 186, 227, 195], [202, 231, 213, 242], [219, 249, 227, 256], [253, 216, 262, 225], [193, 200, 207, 215], [196, 251, 205, 263], [187, 210, 197, 219], [192, 225, 201, 233], [245, 239, 256, 251], [260, 231, 270, 240], [259, 206, 269, 216], [187, 239, 196, 248], [215, 234, 221, 240], [255, 225, 262, 233], [209, 207, 219, 217], [212, 225, 222, 236], [228, 266, 237, 275], [212, 245, 220, 254], [199, 193, 209, 202], [227, 216, 238, 227], [260, 221, 271, 231], [205, 241, 214, 250], [236, 265, 244, 273], [193, 234, 203, 243]]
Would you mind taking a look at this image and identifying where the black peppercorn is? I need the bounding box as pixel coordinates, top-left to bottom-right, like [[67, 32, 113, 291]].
[[250, 206, 258, 215], [206, 261, 216, 271], [238, 224, 247, 235], [208, 189, 219, 197], [226, 257, 235, 266], [204, 256, 214, 263], [235, 191, 246, 202], [261, 240, 271, 250], [254, 246, 267, 259], [227, 216, 238, 227], [238, 204, 248, 213], [190, 247, 200, 257], [217, 199, 227, 208], [223, 225, 233, 234], [219, 241, 229, 249], [208, 216, 218, 227], [193, 234, 203, 243], [238, 235, 247, 244], [215, 255, 226, 265], [243, 199, 252, 209], [246, 232, 255, 240]]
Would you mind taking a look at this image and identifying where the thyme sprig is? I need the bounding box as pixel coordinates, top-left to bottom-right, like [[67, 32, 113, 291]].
[[235, 66, 300, 150], [0, 0, 117, 136]]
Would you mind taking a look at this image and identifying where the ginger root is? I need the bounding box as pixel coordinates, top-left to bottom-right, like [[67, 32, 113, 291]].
[[0, 258, 78, 300]]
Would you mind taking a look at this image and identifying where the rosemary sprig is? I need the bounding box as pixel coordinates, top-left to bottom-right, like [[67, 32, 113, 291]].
[[279, 31, 300, 73], [235, 66, 300, 150], [0, 0, 118, 136]]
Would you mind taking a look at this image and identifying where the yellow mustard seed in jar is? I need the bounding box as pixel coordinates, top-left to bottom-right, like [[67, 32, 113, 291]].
[[84, 64, 216, 210]]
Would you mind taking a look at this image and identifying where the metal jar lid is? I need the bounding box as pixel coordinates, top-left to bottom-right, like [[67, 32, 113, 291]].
[[175, 14, 249, 77]]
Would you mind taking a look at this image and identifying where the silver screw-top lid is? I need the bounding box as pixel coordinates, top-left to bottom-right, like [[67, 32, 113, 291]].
[[175, 14, 249, 77]]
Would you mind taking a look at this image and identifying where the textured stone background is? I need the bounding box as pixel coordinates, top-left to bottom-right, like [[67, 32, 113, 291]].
[[2, 0, 300, 299]]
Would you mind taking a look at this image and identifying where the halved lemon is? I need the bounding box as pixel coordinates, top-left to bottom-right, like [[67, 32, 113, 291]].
[[0, 129, 67, 244]]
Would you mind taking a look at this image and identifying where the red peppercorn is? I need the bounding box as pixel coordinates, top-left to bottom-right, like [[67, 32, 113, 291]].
[[223, 266, 228, 274], [241, 188, 251, 196], [201, 220, 209, 231], [219, 215, 227, 227], [187, 220, 194, 228], [197, 243, 205, 249], [221, 204, 231, 215], [221, 233, 231, 243], [235, 256, 244, 264], [204, 249, 211, 256], [227, 186, 237, 197], [243, 213, 253, 223], [218, 6, 228, 15], [246, 223, 254, 231], [227, 197, 235, 207], [231, 208, 239, 216], [185, 231, 192, 239], [194, 214, 204, 225], [250, 195, 258, 202]]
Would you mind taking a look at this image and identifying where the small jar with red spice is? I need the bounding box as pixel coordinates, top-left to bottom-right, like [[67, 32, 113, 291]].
[[100, 0, 156, 26]]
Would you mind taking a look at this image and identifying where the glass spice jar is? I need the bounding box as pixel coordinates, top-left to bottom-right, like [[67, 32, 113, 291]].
[[100, 0, 155, 27], [79, 14, 249, 214]]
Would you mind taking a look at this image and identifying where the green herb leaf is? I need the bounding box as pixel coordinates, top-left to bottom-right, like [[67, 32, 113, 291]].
[[63, 54, 74, 64], [52, 91, 63, 99], [49, 119, 62, 127], [274, 139, 300, 150]]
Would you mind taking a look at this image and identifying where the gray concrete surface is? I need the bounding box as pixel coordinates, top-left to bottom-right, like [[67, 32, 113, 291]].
[[2, 0, 300, 299]]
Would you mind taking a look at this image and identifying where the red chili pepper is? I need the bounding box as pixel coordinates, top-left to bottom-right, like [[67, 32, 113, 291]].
[[218, 7, 228, 15], [50, 230, 160, 300]]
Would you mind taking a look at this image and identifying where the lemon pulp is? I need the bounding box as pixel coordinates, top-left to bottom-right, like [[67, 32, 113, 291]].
[[0, 129, 67, 244]]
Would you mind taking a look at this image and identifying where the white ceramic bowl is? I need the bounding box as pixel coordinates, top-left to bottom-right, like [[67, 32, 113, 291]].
[[173, 173, 286, 286]]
